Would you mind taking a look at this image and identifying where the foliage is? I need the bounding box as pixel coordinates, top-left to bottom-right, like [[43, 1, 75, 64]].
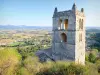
[[96, 60, 100, 73], [85, 62, 100, 75], [88, 33, 100, 51], [0, 49, 100, 75], [23, 56, 43, 75], [17, 46, 40, 60], [85, 55, 89, 61], [92, 49, 98, 54], [0, 47, 21, 75], [16, 67, 31, 75], [88, 52, 96, 63], [85, 48, 98, 62], [36, 62, 86, 75]]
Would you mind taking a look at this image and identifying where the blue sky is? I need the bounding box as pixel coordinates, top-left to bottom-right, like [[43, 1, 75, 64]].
[[0, 0, 100, 27]]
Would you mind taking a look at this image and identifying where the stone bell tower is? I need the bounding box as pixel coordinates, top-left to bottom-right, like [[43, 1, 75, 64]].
[[52, 3, 85, 64]]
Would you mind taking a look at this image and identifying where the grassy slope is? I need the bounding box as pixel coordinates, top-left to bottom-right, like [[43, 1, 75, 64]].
[[0, 47, 21, 75]]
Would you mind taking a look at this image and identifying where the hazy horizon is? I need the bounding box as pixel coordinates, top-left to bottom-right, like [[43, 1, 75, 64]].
[[0, 0, 100, 27], [0, 24, 100, 28]]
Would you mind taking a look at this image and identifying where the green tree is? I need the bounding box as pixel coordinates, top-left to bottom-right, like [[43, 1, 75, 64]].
[[88, 53, 96, 63]]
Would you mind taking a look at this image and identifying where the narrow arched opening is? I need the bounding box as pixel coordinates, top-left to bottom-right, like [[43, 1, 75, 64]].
[[64, 19, 68, 30], [79, 33, 82, 42], [79, 19, 81, 29], [58, 19, 62, 29], [79, 19, 83, 30], [81, 19, 83, 29], [61, 33, 67, 42]]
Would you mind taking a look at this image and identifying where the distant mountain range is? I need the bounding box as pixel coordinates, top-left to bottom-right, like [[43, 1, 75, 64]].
[[0, 25, 52, 31], [0, 25, 100, 32], [86, 27, 100, 30], [86, 27, 100, 33]]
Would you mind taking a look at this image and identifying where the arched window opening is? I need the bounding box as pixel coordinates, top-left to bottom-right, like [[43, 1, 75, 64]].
[[64, 19, 68, 30], [61, 33, 67, 42], [79, 19, 83, 30], [58, 19, 62, 29], [79, 19, 81, 29], [79, 33, 82, 42], [81, 19, 83, 29]]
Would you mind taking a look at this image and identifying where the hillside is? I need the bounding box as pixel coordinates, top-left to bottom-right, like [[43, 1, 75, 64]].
[[0, 25, 52, 31]]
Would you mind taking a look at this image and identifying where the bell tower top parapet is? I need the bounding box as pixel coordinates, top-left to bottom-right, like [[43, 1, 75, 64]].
[[53, 3, 85, 18]]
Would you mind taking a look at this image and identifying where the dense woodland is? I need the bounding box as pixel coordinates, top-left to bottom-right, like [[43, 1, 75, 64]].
[[0, 29, 100, 75]]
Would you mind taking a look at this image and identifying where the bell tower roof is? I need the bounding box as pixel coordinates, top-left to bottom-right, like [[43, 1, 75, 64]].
[[53, 7, 58, 17], [54, 7, 58, 13], [72, 3, 77, 11]]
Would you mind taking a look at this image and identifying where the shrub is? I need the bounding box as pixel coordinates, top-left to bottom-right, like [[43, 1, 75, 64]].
[[88, 52, 96, 63], [85, 55, 89, 61], [23, 56, 43, 75], [67, 63, 86, 75], [96, 60, 100, 73], [85, 62, 99, 75], [16, 67, 31, 75], [36, 62, 86, 75], [0, 47, 21, 75]]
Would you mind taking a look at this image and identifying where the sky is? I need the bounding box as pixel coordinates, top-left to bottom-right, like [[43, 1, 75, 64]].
[[0, 0, 100, 27]]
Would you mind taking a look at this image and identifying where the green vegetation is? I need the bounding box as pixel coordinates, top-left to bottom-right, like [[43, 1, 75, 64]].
[[88, 52, 96, 63], [87, 32, 100, 51], [0, 29, 100, 75], [0, 47, 21, 75], [17, 46, 40, 60], [0, 47, 100, 75]]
